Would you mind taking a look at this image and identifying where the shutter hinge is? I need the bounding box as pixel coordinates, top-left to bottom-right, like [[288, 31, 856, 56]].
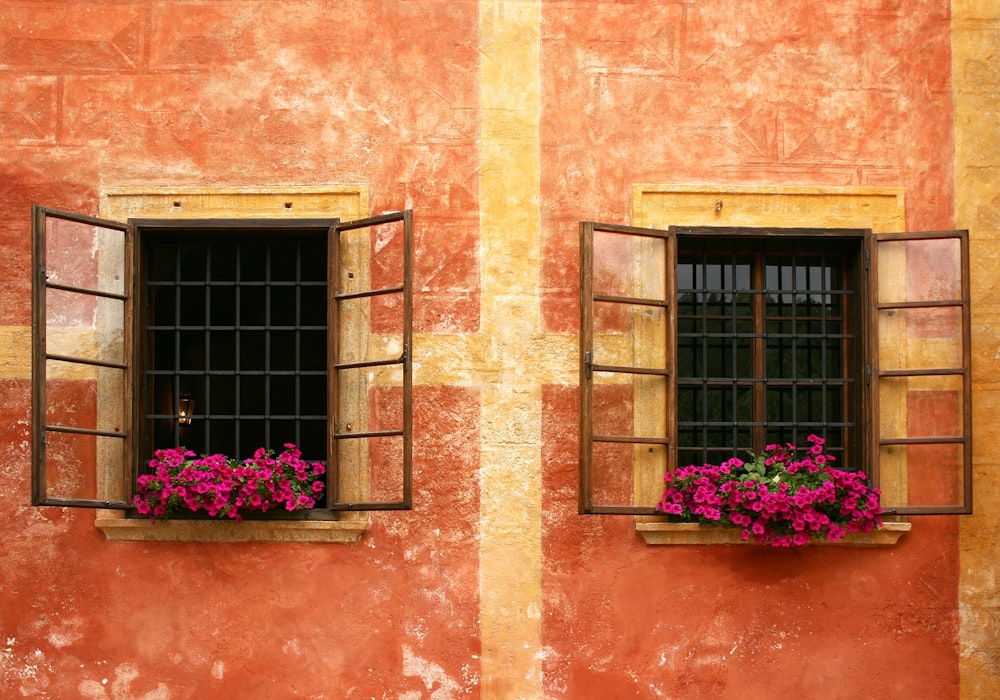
[[864, 248, 871, 271], [585, 351, 593, 379], [400, 343, 408, 365], [865, 364, 872, 386]]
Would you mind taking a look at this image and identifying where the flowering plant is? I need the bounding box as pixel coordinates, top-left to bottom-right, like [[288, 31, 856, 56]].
[[656, 435, 882, 547], [133, 443, 326, 522]]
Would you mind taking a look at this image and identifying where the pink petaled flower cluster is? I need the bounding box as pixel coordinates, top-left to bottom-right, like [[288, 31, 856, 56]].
[[133, 443, 326, 522], [656, 435, 882, 547]]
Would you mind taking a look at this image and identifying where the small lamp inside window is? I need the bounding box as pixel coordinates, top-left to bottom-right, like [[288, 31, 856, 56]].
[[178, 394, 195, 425]]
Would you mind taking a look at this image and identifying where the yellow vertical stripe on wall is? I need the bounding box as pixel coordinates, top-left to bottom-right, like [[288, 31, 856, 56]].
[[478, 0, 544, 697], [952, 1, 1000, 697]]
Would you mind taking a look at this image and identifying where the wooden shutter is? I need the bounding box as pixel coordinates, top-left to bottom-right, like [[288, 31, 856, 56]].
[[579, 222, 675, 514], [870, 230, 972, 514], [329, 211, 413, 510], [31, 206, 134, 509]]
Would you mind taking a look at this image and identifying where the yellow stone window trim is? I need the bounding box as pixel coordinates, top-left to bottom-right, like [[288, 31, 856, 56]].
[[636, 520, 911, 546]]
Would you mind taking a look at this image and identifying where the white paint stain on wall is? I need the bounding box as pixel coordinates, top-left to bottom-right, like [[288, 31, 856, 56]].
[[1, 637, 53, 695], [78, 662, 172, 700], [401, 644, 463, 699]]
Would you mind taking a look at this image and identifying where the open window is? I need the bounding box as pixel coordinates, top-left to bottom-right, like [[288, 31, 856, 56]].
[[579, 222, 972, 516], [31, 205, 413, 517]]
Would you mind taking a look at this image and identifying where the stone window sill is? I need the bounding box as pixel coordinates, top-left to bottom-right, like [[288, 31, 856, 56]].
[[635, 520, 910, 546], [95, 511, 368, 544]]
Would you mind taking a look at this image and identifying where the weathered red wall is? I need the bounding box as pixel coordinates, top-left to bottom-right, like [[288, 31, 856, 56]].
[[0, 0, 972, 697], [0, 1, 482, 696], [539, 1, 958, 698]]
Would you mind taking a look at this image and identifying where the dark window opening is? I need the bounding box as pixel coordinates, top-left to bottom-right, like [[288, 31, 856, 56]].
[[142, 230, 328, 463], [675, 237, 859, 469]]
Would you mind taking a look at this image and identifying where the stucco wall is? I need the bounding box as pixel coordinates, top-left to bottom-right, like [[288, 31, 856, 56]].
[[0, 1, 995, 698]]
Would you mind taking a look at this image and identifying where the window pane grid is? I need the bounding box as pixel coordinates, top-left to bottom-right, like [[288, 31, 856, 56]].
[[677, 239, 856, 465], [144, 232, 327, 462]]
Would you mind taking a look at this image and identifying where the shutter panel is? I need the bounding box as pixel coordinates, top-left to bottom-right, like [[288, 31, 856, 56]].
[[31, 206, 134, 509], [871, 230, 972, 514], [579, 222, 675, 514], [328, 211, 413, 511]]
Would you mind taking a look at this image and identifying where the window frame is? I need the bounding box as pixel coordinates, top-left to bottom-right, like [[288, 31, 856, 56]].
[[578, 221, 972, 517], [30, 205, 414, 517]]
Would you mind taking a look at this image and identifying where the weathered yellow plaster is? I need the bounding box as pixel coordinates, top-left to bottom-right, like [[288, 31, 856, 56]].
[[953, 1, 1000, 696], [100, 185, 367, 221], [634, 184, 905, 232], [0, 326, 30, 379], [478, 0, 544, 696]]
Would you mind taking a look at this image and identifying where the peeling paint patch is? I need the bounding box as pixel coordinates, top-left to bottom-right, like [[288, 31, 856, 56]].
[[0, 637, 53, 695], [46, 616, 84, 649], [78, 662, 172, 700], [402, 644, 463, 699]]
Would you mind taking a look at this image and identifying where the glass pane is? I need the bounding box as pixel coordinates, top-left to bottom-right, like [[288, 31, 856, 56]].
[[592, 230, 666, 301], [269, 286, 297, 326], [269, 331, 298, 371], [239, 285, 266, 326], [591, 378, 632, 438], [45, 363, 126, 433], [878, 375, 964, 440], [46, 289, 125, 365], [209, 374, 236, 413], [371, 289, 405, 336], [370, 222, 405, 291], [368, 385, 404, 433], [150, 285, 177, 326], [240, 374, 266, 415], [338, 295, 404, 363], [878, 237, 962, 304], [179, 241, 207, 281], [590, 442, 658, 508], [336, 435, 405, 505], [592, 301, 667, 368], [300, 240, 327, 282], [296, 419, 327, 462], [180, 330, 206, 370], [210, 239, 237, 281], [268, 375, 298, 418], [879, 443, 965, 509], [209, 331, 236, 370], [879, 307, 964, 372], [238, 331, 265, 371], [43, 432, 127, 502], [207, 420, 237, 457], [336, 369, 404, 435], [300, 284, 326, 326], [178, 286, 206, 326], [209, 286, 236, 326], [591, 373, 668, 441], [45, 217, 125, 295]]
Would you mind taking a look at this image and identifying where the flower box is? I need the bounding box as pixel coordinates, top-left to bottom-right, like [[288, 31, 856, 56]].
[[656, 435, 883, 547], [133, 444, 326, 522]]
